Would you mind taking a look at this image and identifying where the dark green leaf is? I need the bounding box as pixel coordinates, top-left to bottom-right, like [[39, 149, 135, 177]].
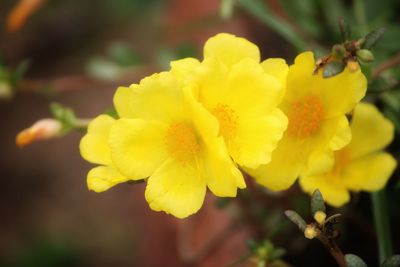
[[10, 60, 30, 87], [284, 210, 306, 231], [382, 255, 400, 267], [323, 61, 345, 78], [269, 248, 286, 261], [362, 27, 385, 49], [345, 254, 368, 267], [311, 189, 326, 215]]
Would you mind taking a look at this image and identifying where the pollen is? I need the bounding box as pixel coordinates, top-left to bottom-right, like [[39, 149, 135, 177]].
[[212, 103, 238, 138], [287, 95, 324, 138], [165, 122, 200, 163]]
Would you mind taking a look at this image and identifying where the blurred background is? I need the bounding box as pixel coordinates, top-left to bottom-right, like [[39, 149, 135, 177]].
[[1, 0, 399, 266]]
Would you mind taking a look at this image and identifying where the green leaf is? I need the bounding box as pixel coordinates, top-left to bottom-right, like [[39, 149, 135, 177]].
[[107, 42, 140, 67], [382, 255, 400, 267], [323, 61, 345, 78], [49, 102, 77, 134], [345, 254, 368, 267], [311, 189, 326, 215], [284, 210, 306, 231], [362, 27, 385, 49], [10, 60, 30, 88]]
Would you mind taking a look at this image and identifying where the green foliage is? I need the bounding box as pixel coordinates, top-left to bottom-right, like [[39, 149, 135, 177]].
[[345, 254, 368, 267], [310, 189, 326, 215], [284, 210, 306, 231], [50, 103, 78, 134], [382, 255, 400, 267]]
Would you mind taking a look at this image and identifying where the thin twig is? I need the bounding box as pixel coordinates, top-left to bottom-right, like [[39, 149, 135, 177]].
[[373, 53, 400, 79], [317, 235, 347, 267]]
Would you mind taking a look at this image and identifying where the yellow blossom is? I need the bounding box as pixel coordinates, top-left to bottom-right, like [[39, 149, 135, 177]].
[[247, 52, 367, 191], [80, 115, 131, 192], [304, 225, 318, 239], [107, 69, 245, 218], [190, 33, 288, 168], [299, 103, 397, 207], [16, 118, 62, 148]]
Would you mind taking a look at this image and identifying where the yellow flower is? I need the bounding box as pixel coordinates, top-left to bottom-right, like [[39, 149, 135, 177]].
[[80, 115, 130, 192], [299, 103, 397, 207], [190, 33, 288, 168], [247, 52, 367, 190], [109, 68, 245, 218]]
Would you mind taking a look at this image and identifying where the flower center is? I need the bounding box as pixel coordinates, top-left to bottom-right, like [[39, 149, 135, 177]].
[[165, 122, 200, 163], [333, 149, 351, 175], [287, 95, 324, 138], [212, 103, 238, 138]]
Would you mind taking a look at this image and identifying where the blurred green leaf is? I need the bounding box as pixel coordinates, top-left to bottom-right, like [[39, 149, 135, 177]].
[[107, 42, 140, 67], [86, 57, 123, 81], [284, 210, 306, 231], [362, 27, 386, 49], [311, 189, 326, 215], [382, 255, 400, 267], [345, 254, 368, 267], [10, 60, 30, 88]]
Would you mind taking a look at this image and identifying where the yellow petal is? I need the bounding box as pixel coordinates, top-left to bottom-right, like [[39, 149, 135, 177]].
[[299, 174, 350, 207], [306, 150, 334, 176], [183, 85, 219, 140], [170, 57, 200, 82], [202, 137, 245, 197], [261, 58, 289, 87], [80, 115, 115, 165], [329, 116, 351, 150], [145, 158, 206, 218], [123, 72, 186, 124], [347, 103, 395, 159], [284, 52, 318, 103], [204, 33, 260, 67], [113, 85, 137, 118], [246, 137, 304, 191], [225, 59, 283, 118], [319, 66, 367, 117], [87, 166, 130, 192], [109, 118, 168, 179], [230, 108, 288, 168], [343, 152, 397, 191]]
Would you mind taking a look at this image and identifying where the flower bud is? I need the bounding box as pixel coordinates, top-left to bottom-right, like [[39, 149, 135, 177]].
[[332, 44, 346, 59], [304, 225, 318, 239], [356, 49, 374, 63], [16, 118, 62, 148], [314, 211, 326, 225], [347, 60, 359, 72]]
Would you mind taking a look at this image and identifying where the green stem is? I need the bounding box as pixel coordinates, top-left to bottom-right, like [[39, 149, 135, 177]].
[[236, 0, 308, 51], [353, 0, 368, 35], [371, 190, 393, 264]]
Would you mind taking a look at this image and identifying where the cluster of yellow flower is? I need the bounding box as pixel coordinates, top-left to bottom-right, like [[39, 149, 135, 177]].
[[80, 33, 397, 218]]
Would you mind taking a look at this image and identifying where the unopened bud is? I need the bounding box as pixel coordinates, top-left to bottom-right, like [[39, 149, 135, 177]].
[[347, 60, 359, 72], [16, 118, 62, 148], [314, 211, 326, 225], [304, 225, 318, 239], [356, 49, 374, 63], [332, 44, 346, 59]]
